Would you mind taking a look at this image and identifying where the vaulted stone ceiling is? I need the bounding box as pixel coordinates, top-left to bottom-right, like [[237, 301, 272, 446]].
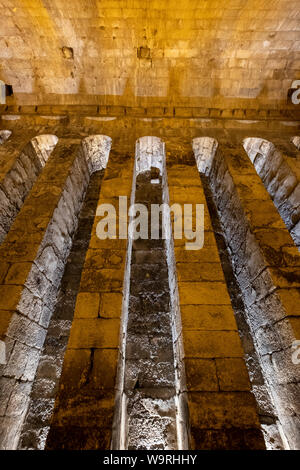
[[0, 0, 299, 108]]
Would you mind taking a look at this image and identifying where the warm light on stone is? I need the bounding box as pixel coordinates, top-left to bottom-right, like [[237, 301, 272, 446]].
[[0, 0, 299, 453]]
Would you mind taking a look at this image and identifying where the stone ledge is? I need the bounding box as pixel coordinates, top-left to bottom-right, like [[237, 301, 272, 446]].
[[0, 105, 299, 121]]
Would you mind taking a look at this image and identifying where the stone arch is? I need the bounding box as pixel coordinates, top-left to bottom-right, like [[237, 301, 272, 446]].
[[0, 130, 12, 145], [31, 134, 59, 166], [0, 134, 58, 244], [291, 136, 300, 151], [135, 136, 165, 176], [192, 137, 218, 175], [243, 137, 300, 247], [81, 134, 112, 173]]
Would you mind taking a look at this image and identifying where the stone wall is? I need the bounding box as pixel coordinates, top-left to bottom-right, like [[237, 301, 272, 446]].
[[1, 2, 299, 110], [243, 137, 300, 247], [206, 142, 300, 449], [0, 135, 111, 449], [124, 173, 177, 450], [119, 137, 178, 450], [200, 168, 284, 449], [0, 113, 299, 450], [166, 154, 265, 449]]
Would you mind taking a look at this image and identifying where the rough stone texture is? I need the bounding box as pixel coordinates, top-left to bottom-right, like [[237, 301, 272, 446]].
[[0, 111, 299, 450], [46, 149, 134, 450], [18, 170, 104, 450], [200, 170, 284, 450], [166, 155, 265, 449], [0, 130, 11, 145], [0, 135, 111, 449], [243, 137, 300, 247], [192, 137, 218, 175], [124, 172, 177, 450], [0, 1, 300, 112], [0, 130, 58, 243], [206, 142, 300, 449], [135, 136, 164, 176], [292, 136, 300, 151]]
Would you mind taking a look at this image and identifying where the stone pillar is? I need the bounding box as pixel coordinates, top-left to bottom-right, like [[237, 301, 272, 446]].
[[0, 130, 58, 243], [207, 141, 300, 449], [291, 136, 300, 151], [166, 152, 265, 449], [18, 171, 105, 450], [243, 138, 300, 248], [121, 136, 177, 450], [0, 138, 99, 449], [46, 149, 134, 450]]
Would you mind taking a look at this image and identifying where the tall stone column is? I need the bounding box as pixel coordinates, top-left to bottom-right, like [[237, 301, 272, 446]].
[[243, 138, 300, 248], [204, 140, 300, 449], [167, 149, 265, 449], [46, 148, 134, 450], [118, 136, 178, 450]]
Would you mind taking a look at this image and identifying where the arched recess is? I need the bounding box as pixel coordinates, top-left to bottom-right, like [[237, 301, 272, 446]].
[[0, 135, 111, 450], [0, 130, 12, 145], [0, 134, 58, 244], [243, 137, 300, 247]]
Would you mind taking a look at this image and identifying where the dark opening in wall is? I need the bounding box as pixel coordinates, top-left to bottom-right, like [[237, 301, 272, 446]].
[[137, 46, 151, 60], [5, 84, 13, 97]]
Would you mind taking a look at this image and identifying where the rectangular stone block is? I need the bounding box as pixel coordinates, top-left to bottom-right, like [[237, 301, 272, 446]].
[[216, 358, 251, 391], [184, 358, 218, 392], [68, 318, 120, 349], [183, 330, 244, 358], [178, 281, 231, 305]]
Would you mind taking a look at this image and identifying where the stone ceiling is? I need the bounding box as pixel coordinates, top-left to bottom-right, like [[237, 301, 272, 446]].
[[0, 0, 299, 109]]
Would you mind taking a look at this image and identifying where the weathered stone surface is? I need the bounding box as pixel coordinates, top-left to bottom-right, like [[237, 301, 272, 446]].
[[0, 131, 58, 244], [243, 138, 300, 247], [168, 156, 264, 450], [19, 171, 104, 449], [124, 168, 177, 450], [208, 141, 300, 449], [45, 150, 133, 450], [0, 137, 111, 449]]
